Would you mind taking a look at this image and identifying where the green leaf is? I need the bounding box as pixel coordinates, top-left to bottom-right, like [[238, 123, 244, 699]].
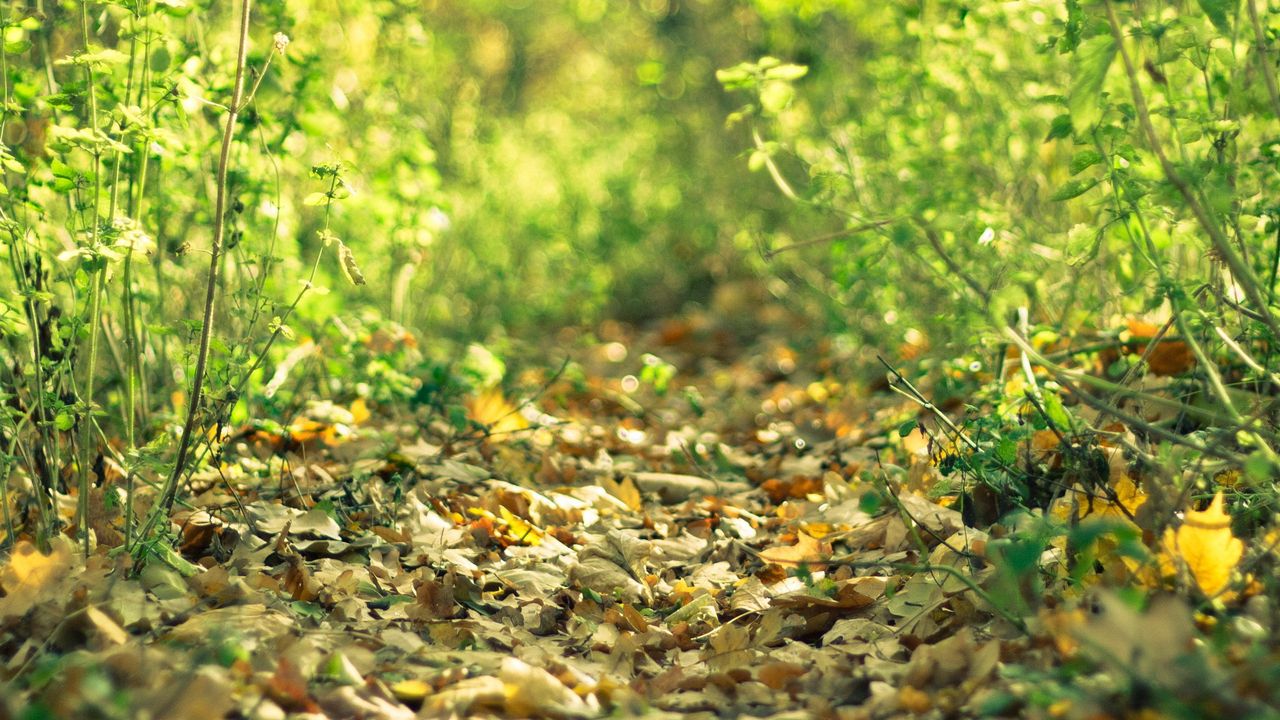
[[54, 411, 75, 431], [763, 64, 808, 81], [1050, 177, 1099, 201], [289, 601, 325, 620], [715, 64, 755, 90], [759, 80, 795, 115], [1041, 393, 1072, 430], [1061, 0, 1084, 53], [1065, 222, 1103, 266], [995, 437, 1018, 465], [460, 343, 505, 389], [1045, 113, 1074, 141], [58, 47, 129, 67], [1069, 149, 1103, 175], [898, 419, 918, 437], [858, 491, 883, 515], [1197, 0, 1231, 34], [1068, 34, 1116, 133], [1244, 451, 1273, 484]]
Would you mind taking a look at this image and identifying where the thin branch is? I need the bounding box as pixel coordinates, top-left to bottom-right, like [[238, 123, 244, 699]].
[[1002, 327, 1243, 461], [916, 219, 992, 304], [761, 217, 898, 260]]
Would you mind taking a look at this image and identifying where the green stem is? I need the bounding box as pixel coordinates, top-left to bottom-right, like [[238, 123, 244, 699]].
[[77, 0, 106, 558], [137, 0, 254, 546]]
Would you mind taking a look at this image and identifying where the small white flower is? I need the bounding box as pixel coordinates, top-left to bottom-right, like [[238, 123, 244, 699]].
[[273, 32, 290, 53], [978, 226, 995, 246]]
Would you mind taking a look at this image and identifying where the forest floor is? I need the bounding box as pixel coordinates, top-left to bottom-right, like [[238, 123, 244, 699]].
[[2, 298, 1278, 720]]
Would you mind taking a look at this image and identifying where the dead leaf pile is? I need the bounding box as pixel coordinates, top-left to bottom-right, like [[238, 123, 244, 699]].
[[1, 315, 1277, 719]]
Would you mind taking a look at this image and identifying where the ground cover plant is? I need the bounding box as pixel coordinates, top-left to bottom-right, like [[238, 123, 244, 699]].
[[2, 0, 1280, 718]]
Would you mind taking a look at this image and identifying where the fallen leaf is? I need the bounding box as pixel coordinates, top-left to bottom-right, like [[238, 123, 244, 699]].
[[501, 656, 597, 719], [390, 678, 430, 703], [759, 531, 830, 569], [467, 387, 529, 437], [349, 397, 371, 425], [0, 538, 75, 621], [1163, 492, 1243, 598]]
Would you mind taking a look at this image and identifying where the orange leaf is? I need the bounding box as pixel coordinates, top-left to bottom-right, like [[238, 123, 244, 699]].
[[1125, 318, 1162, 339], [1145, 340, 1195, 376]]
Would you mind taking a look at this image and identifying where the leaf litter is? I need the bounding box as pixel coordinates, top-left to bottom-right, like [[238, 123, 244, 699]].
[[2, 310, 1279, 719]]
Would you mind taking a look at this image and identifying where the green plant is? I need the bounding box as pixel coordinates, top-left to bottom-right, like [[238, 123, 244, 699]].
[[721, 0, 1280, 498]]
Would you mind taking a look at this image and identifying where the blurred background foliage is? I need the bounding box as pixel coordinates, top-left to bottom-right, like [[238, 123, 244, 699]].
[[247, 0, 838, 334]]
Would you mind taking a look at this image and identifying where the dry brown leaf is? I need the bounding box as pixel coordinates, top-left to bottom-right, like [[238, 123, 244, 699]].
[[599, 475, 643, 511], [501, 656, 597, 719], [265, 657, 320, 713], [759, 531, 830, 569]]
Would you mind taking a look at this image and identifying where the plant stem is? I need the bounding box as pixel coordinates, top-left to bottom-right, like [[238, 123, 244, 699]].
[[77, 0, 105, 558], [138, 0, 254, 543]]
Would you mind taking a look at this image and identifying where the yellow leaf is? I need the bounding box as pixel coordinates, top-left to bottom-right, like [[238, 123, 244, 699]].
[[0, 540, 69, 592], [391, 679, 430, 703], [1162, 492, 1242, 598], [1109, 476, 1148, 517], [499, 506, 543, 546], [599, 475, 643, 512], [349, 397, 370, 425], [0, 539, 74, 621], [466, 387, 529, 438]]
